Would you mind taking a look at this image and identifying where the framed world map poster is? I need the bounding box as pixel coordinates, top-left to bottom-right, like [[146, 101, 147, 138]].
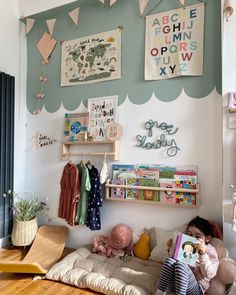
[[61, 29, 121, 86], [88, 95, 118, 141]]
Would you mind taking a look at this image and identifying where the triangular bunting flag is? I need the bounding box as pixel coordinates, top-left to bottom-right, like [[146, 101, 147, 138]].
[[179, 0, 185, 5], [26, 18, 35, 35], [46, 19, 56, 36], [98, 0, 105, 3], [139, 0, 150, 16], [68, 7, 80, 27], [110, 0, 118, 6]]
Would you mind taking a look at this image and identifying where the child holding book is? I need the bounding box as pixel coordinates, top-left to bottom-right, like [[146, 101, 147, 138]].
[[155, 216, 219, 295]]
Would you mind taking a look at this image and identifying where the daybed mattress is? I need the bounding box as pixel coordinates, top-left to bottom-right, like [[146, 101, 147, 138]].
[[46, 247, 174, 295]]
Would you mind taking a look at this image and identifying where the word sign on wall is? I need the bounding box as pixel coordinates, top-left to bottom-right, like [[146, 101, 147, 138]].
[[136, 119, 180, 157]]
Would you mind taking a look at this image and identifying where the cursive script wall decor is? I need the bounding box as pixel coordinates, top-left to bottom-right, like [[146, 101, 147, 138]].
[[136, 119, 180, 157]]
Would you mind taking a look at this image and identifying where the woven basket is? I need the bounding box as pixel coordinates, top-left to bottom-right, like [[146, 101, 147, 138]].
[[11, 217, 38, 246]]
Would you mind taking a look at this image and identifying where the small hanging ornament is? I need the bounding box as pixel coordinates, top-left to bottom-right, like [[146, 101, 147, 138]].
[[223, 0, 234, 22]]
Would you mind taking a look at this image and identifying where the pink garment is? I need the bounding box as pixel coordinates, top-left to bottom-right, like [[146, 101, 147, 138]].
[[192, 243, 219, 293]]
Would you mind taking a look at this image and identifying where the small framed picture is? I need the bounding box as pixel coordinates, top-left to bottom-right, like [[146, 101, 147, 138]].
[[64, 112, 89, 142], [88, 95, 118, 141]]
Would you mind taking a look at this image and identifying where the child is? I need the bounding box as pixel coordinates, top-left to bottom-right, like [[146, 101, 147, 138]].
[[155, 216, 219, 295]]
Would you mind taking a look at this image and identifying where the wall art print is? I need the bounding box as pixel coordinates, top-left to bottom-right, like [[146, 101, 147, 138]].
[[61, 29, 121, 86], [145, 3, 205, 80], [88, 95, 117, 141]]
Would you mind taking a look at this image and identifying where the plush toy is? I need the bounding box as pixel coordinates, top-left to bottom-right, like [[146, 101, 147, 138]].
[[92, 224, 133, 258], [206, 238, 236, 295]]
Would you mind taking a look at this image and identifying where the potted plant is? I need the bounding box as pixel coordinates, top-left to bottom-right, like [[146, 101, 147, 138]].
[[11, 192, 47, 246]]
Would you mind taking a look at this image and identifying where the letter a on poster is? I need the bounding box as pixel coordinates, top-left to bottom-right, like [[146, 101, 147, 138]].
[[145, 3, 205, 80]]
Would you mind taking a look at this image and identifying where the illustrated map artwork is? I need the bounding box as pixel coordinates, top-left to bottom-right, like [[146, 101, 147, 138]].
[[145, 3, 205, 80], [61, 29, 121, 86]]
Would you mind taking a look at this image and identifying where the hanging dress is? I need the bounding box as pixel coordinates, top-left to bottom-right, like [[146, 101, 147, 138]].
[[75, 165, 91, 225], [86, 165, 103, 230], [58, 162, 80, 226]]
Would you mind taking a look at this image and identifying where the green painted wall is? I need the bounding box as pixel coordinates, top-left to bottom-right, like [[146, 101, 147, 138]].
[[26, 0, 221, 113]]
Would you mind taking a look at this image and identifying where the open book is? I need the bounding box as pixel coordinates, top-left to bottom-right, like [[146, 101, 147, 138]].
[[171, 232, 199, 267]]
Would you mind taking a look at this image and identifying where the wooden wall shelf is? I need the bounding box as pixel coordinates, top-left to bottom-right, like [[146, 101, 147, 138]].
[[62, 141, 119, 161], [105, 180, 200, 208]]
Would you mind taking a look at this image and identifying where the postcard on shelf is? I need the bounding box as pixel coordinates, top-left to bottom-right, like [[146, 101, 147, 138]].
[[138, 178, 159, 201], [64, 112, 89, 142], [111, 179, 125, 199], [171, 232, 199, 267], [160, 182, 176, 204], [126, 178, 139, 199]]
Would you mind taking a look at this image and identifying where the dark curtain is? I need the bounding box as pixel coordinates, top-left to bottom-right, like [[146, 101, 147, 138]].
[[0, 72, 15, 238]]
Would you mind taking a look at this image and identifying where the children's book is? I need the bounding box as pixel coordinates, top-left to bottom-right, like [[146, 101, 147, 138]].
[[138, 178, 160, 202], [159, 182, 176, 204], [171, 232, 199, 267], [111, 179, 125, 199], [126, 178, 138, 199]]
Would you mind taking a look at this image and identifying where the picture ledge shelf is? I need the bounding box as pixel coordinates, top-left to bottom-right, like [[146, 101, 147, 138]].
[[62, 140, 119, 161], [105, 180, 200, 208]]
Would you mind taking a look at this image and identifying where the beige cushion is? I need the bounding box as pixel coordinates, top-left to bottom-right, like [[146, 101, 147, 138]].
[[46, 247, 175, 295], [149, 224, 187, 263]]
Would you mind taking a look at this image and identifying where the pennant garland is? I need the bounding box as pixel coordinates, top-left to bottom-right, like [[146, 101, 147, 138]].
[[98, 0, 105, 3], [68, 7, 80, 27], [26, 18, 35, 35], [223, 0, 234, 22], [178, 0, 185, 6], [139, 0, 150, 16], [110, 0, 118, 6], [46, 19, 56, 36]]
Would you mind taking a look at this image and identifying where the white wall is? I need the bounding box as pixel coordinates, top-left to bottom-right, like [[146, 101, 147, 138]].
[[222, 1, 236, 260], [19, 0, 76, 17], [0, 1, 26, 194], [25, 90, 222, 248], [0, 0, 26, 246]]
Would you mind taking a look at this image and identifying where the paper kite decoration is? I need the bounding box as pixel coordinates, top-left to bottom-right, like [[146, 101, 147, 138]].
[[36, 32, 57, 63]]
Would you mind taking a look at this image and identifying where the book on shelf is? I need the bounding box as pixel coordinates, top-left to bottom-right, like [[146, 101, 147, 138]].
[[175, 192, 196, 206], [135, 169, 159, 180], [126, 178, 139, 199], [138, 178, 160, 202], [159, 182, 176, 204], [112, 164, 136, 180], [171, 232, 199, 267], [111, 179, 125, 199]]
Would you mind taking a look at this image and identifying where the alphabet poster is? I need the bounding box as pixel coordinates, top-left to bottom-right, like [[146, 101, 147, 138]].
[[88, 95, 117, 141], [61, 29, 121, 86], [145, 3, 205, 80]]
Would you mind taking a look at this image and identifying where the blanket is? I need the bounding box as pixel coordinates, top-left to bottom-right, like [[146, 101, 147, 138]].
[[46, 247, 174, 295]]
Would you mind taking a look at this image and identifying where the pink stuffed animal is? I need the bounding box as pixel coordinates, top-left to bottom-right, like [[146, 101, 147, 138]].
[[92, 224, 133, 258]]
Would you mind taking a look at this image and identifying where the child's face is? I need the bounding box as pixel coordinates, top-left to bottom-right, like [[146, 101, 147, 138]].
[[187, 225, 208, 243]]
